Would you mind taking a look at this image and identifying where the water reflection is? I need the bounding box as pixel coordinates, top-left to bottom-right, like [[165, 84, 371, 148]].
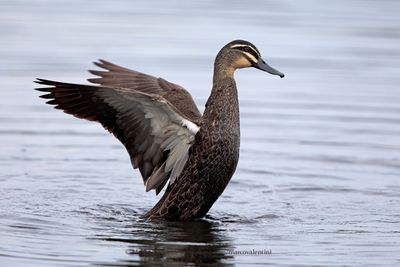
[[2, 0, 400, 265], [93, 214, 234, 266]]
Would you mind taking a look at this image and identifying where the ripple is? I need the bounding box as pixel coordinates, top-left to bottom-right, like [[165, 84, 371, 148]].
[[2, 0, 400, 266], [239, 167, 351, 181]]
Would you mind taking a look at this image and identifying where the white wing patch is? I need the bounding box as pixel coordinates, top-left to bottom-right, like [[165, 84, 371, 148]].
[[98, 89, 201, 193], [182, 119, 200, 135]]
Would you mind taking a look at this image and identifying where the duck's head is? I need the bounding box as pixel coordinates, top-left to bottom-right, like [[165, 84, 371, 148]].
[[217, 40, 284, 78]]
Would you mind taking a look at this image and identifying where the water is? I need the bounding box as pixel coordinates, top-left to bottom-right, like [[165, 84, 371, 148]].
[[1, 0, 400, 266]]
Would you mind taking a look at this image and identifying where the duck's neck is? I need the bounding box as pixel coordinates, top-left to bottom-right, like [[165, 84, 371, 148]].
[[203, 61, 239, 126], [212, 60, 235, 85]]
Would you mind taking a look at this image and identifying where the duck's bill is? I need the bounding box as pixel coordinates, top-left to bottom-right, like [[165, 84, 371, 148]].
[[255, 59, 285, 78]]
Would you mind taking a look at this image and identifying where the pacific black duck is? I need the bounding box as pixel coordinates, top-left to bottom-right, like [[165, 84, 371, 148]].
[[35, 40, 284, 220]]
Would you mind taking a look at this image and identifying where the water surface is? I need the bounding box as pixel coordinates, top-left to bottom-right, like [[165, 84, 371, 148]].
[[1, 0, 400, 266]]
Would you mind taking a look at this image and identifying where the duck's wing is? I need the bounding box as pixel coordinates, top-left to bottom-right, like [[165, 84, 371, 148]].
[[87, 60, 202, 122], [35, 79, 200, 194]]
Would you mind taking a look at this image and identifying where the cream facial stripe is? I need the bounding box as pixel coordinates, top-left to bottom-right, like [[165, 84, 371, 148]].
[[242, 52, 257, 64], [230, 44, 260, 64]]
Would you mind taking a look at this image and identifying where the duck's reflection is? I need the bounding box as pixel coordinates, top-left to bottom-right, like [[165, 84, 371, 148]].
[[96, 214, 234, 266], [129, 218, 233, 266]]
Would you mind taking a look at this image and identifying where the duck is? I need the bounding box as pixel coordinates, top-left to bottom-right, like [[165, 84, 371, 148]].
[[35, 40, 284, 220]]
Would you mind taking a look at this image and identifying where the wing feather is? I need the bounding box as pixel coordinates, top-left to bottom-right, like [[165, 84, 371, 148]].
[[35, 79, 200, 194], [88, 60, 202, 122]]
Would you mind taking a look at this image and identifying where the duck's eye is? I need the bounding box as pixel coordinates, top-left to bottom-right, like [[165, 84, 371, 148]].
[[243, 47, 251, 52]]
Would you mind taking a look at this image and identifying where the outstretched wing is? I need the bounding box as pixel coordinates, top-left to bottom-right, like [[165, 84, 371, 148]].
[[88, 59, 202, 122], [35, 79, 200, 194]]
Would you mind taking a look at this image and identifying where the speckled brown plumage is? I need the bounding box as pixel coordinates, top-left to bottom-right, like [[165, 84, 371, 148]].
[[35, 40, 284, 220], [146, 77, 240, 220]]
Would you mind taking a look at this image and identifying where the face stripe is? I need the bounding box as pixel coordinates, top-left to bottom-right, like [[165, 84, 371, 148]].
[[230, 44, 261, 64], [242, 52, 258, 64], [230, 44, 261, 59]]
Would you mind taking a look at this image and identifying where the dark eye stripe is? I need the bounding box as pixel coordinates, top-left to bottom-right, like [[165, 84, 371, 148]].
[[233, 46, 259, 61], [241, 53, 256, 65]]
